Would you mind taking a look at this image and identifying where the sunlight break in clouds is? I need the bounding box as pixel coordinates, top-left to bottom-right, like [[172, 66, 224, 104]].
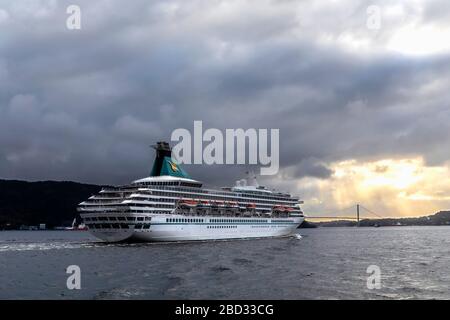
[[299, 158, 450, 218]]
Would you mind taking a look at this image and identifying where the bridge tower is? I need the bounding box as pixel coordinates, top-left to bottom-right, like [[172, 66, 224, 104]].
[[356, 204, 360, 226]]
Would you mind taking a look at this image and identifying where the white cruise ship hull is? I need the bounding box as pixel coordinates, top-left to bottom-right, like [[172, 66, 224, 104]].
[[86, 214, 304, 243]]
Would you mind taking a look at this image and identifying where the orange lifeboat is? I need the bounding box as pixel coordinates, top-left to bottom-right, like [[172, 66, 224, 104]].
[[178, 199, 198, 207], [197, 200, 210, 208], [246, 203, 256, 209]]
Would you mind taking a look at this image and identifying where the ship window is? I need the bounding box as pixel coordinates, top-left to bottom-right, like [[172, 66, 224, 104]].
[[118, 217, 126, 221], [143, 224, 150, 229], [135, 223, 143, 229], [137, 217, 144, 221]]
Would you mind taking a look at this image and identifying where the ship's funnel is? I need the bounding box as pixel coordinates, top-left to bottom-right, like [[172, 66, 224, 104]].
[[150, 141, 190, 178]]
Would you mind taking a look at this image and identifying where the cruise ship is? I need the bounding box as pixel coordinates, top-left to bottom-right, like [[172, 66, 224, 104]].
[[78, 142, 304, 242]]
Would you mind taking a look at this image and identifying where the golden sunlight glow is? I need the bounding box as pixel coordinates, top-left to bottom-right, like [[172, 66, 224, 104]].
[[300, 157, 450, 217]]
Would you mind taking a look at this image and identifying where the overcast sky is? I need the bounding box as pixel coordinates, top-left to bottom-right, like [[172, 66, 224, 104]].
[[1, 0, 450, 217]]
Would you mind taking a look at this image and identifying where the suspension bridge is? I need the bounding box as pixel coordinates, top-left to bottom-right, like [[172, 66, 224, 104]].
[[305, 204, 384, 224]]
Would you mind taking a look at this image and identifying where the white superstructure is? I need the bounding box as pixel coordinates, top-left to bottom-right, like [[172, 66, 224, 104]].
[[78, 142, 304, 242]]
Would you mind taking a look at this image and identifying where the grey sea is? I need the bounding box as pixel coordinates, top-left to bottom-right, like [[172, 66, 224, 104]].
[[0, 226, 449, 300]]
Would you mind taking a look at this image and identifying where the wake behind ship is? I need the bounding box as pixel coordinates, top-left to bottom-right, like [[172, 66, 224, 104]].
[[78, 142, 304, 242]]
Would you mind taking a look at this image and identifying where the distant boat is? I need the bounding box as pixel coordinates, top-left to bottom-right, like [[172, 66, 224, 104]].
[[65, 218, 88, 231]]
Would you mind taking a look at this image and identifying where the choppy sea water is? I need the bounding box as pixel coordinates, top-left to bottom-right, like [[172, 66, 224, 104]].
[[0, 226, 449, 299]]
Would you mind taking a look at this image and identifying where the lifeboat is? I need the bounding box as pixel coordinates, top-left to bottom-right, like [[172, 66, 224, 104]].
[[246, 203, 256, 209], [197, 200, 210, 207], [216, 200, 225, 207], [178, 199, 198, 207]]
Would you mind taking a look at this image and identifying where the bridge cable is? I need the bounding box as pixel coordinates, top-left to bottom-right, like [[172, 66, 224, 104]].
[[359, 205, 384, 219]]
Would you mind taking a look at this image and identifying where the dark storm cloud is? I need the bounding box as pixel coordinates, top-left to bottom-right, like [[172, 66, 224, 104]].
[[1, 0, 450, 187]]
